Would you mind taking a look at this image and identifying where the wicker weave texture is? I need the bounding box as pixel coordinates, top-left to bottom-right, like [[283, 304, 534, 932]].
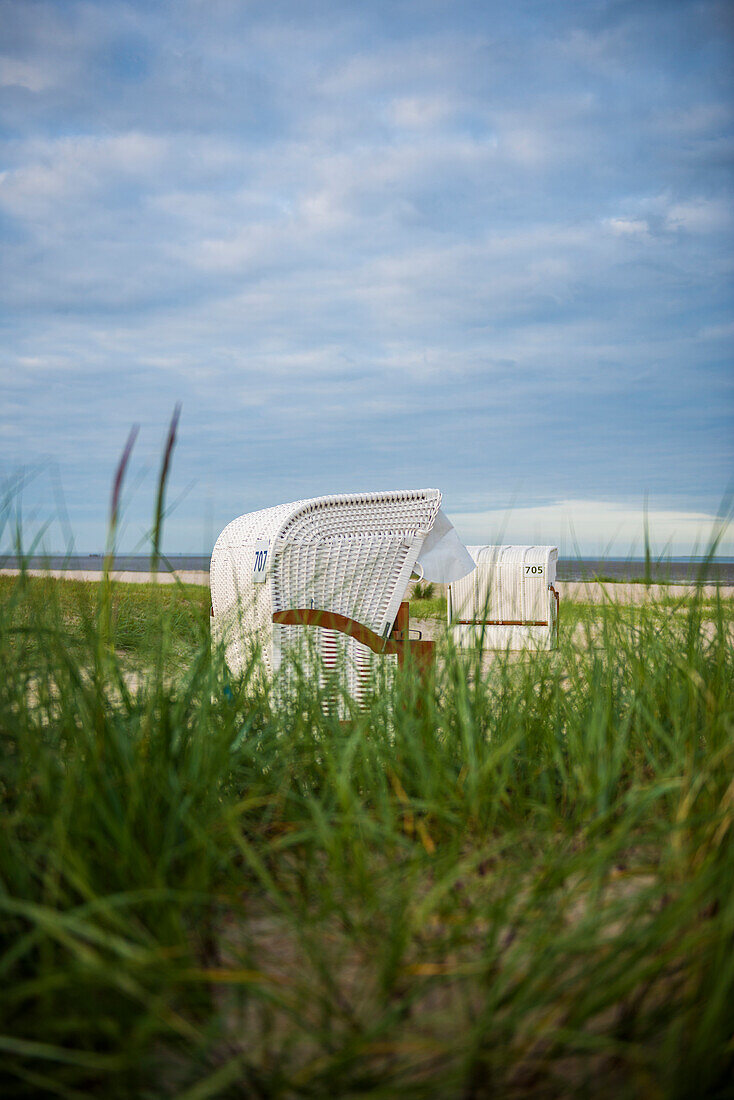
[[449, 544, 558, 650], [211, 490, 442, 692]]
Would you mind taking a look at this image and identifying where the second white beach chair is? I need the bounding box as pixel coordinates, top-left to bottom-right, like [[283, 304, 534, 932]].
[[448, 545, 560, 650]]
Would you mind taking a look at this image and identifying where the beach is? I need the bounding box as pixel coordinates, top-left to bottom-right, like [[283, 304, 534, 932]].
[[0, 567, 210, 586], [2, 567, 732, 609]]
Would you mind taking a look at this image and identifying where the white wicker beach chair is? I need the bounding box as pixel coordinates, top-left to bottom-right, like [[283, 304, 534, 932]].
[[448, 545, 559, 650], [211, 489, 473, 702]]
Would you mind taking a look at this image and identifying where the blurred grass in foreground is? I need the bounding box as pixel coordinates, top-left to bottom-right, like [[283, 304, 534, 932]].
[[1, 572, 733, 1099]]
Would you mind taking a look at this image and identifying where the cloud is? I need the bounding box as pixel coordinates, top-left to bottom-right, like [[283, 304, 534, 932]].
[[0, 132, 169, 221], [605, 217, 650, 238], [450, 500, 734, 558], [0, 0, 732, 552], [0, 56, 54, 92], [665, 198, 731, 233], [388, 93, 457, 130]]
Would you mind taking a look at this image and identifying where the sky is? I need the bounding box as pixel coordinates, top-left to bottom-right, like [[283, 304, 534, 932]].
[[1, 0, 732, 557]]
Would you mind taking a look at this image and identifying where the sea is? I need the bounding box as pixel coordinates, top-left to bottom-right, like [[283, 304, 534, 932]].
[[2, 554, 734, 584]]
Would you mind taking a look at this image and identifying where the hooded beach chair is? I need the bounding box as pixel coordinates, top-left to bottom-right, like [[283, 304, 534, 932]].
[[448, 545, 559, 650], [211, 489, 474, 702]]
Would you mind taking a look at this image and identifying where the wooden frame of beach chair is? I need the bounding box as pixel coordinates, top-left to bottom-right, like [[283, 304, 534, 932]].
[[448, 545, 560, 650], [210, 490, 443, 703]]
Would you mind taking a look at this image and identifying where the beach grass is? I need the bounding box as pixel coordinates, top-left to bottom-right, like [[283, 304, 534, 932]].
[[1, 569, 733, 1098]]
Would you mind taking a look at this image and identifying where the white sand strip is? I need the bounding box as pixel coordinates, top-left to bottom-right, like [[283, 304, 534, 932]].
[[1, 570, 731, 604], [555, 581, 733, 603], [0, 568, 210, 586]]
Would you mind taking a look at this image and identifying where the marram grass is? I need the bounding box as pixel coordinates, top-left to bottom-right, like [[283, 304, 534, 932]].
[[0, 572, 733, 1099]]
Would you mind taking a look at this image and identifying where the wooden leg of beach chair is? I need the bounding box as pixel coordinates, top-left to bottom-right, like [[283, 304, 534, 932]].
[[389, 602, 435, 675]]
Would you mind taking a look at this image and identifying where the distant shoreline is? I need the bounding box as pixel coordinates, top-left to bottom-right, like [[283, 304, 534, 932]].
[[2, 554, 733, 585]]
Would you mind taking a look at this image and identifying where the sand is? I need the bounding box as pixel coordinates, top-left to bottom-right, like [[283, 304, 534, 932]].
[[0, 568, 210, 586], [554, 580, 733, 604], [2, 569, 732, 610]]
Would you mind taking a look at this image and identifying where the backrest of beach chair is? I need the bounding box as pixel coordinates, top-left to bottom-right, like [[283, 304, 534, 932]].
[[448, 545, 559, 650], [211, 489, 443, 701]]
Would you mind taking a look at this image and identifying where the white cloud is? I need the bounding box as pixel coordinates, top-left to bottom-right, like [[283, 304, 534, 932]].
[[0, 132, 169, 221], [449, 500, 733, 558], [317, 35, 461, 98], [605, 217, 650, 238], [606, 193, 732, 241], [665, 198, 731, 234], [389, 93, 457, 129], [697, 321, 734, 340], [0, 56, 53, 92], [499, 126, 551, 167]]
